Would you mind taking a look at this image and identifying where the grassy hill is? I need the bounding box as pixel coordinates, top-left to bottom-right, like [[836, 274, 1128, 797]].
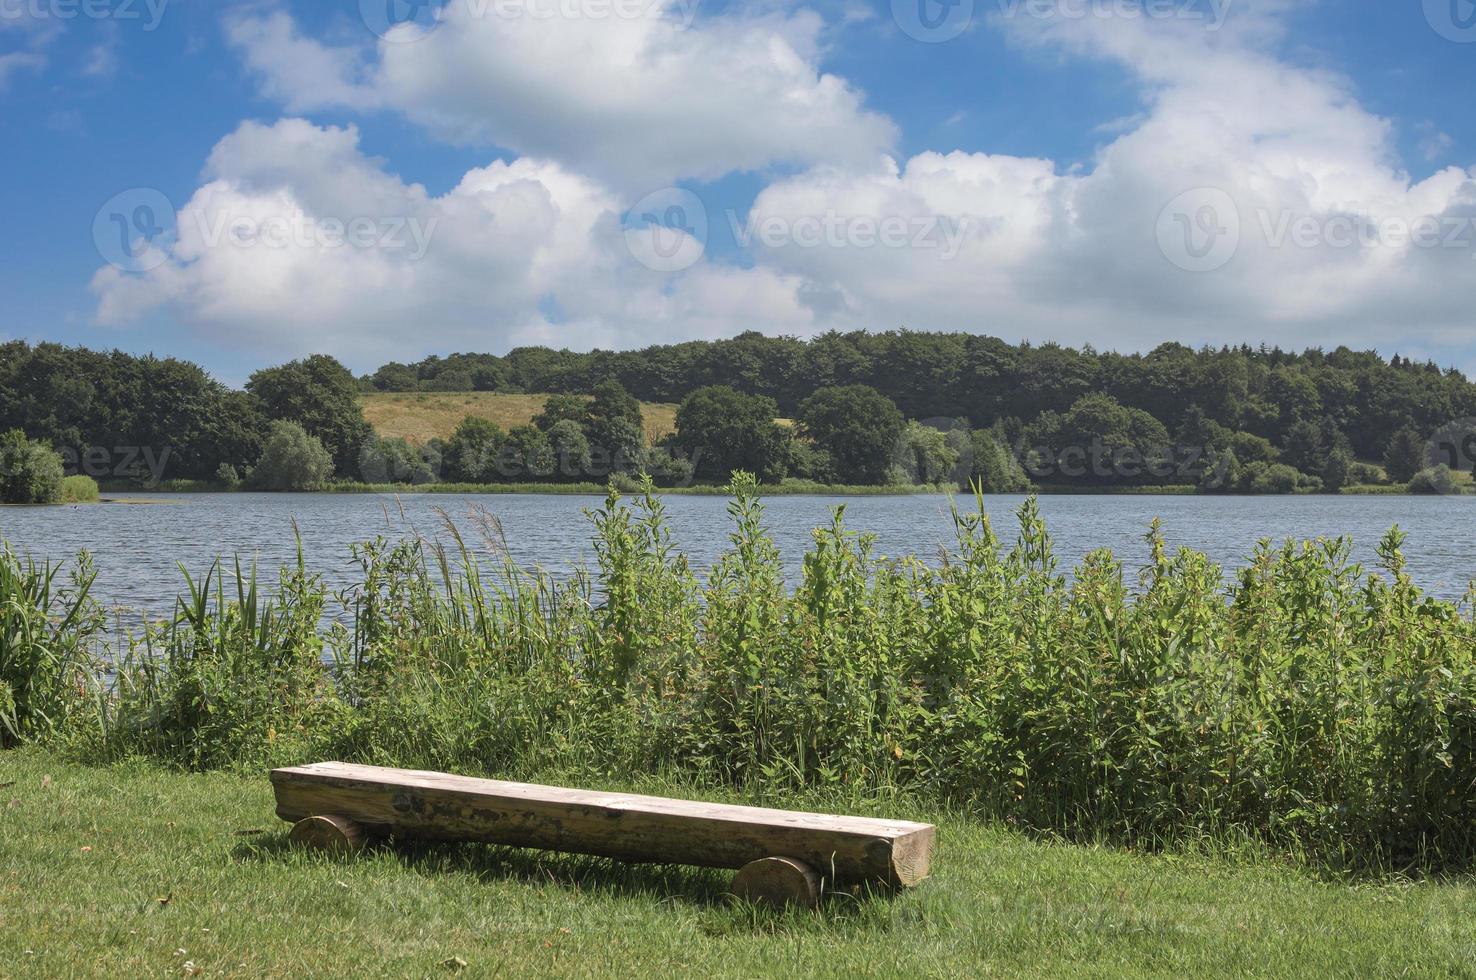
[[361, 391, 680, 446]]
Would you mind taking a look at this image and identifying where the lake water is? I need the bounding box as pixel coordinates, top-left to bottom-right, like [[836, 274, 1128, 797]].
[[1, 492, 1473, 620]]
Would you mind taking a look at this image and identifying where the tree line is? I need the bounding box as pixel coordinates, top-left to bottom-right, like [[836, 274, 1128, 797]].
[[2, 331, 1473, 495]]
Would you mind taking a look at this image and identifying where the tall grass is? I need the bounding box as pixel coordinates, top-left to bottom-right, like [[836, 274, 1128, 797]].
[[12, 475, 1476, 871], [0, 544, 104, 746]]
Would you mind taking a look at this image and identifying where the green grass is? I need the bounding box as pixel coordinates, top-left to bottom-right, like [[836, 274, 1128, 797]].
[[5, 748, 1476, 978]]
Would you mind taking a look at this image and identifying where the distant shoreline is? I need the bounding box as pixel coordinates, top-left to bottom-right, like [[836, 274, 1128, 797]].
[[94, 481, 1463, 498]]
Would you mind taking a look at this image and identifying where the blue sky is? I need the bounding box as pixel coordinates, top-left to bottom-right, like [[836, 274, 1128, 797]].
[[1, 0, 1473, 385]]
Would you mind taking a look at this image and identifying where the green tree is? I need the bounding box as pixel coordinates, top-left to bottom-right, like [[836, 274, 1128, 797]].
[[358, 435, 438, 485], [1321, 447, 1353, 493], [546, 419, 592, 481], [499, 425, 555, 481], [968, 429, 1030, 493], [890, 422, 960, 485], [533, 393, 589, 432], [1024, 393, 1171, 485], [0, 430, 63, 504], [443, 417, 505, 483], [247, 421, 333, 491], [1283, 418, 1329, 475], [247, 355, 371, 475], [371, 363, 420, 391], [673, 386, 793, 484], [1383, 427, 1426, 483], [798, 385, 905, 484], [587, 380, 645, 467]]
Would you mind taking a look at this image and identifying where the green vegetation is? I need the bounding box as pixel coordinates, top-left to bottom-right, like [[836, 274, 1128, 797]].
[[57, 475, 100, 503], [245, 421, 335, 491], [6, 479, 1476, 873], [8, 748, 1476, 978], [7, 333, 1476, 492], [0, 430, 64, 504], [0, 544, 101, 746]]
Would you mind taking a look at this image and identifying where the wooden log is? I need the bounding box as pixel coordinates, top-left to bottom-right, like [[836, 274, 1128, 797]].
[[270, 762, 935, 888], [289, 814, 368, 854], [731, 856, 821, 908]]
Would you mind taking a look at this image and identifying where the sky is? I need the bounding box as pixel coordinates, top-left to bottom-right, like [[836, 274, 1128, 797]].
[[0, 0, 1473, 386]]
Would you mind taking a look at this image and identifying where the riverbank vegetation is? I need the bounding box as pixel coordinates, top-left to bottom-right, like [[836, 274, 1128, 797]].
[[6, 334, 1476, 494], [6, 478, 1476, 875]]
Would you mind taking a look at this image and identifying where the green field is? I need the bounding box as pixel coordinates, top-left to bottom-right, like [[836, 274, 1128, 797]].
[[5, 748, 1476, 979]]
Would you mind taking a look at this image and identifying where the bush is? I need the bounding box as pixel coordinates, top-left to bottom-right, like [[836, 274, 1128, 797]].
[[214, 463, 242, 487], [444, 416, 506, 483], [29, 485, 1476, 871], [1408, 464, 1456, 495], [969, 429, 1031, 492], [0, 430, 63, 504], [247, 421, 334, 491], [1238, 461, 1301, 494], [58, 476, 100, 503], [358, 435, 439, 485]]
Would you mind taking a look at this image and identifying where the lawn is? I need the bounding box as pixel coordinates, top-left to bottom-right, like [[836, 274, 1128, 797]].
[[4, 749, 1476, 978], [360, 392, 680, 447]]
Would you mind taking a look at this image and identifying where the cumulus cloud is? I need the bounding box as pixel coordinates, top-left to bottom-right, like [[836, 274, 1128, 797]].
[[224, 2, 896, 189], [743, 2, 1476, 352], [91, 118, 813, 363], [94, 1, 1475, 367]]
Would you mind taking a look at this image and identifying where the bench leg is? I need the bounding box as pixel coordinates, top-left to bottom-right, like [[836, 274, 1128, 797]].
[[289, 815, 368, 855], [731, 856, 821, 909]]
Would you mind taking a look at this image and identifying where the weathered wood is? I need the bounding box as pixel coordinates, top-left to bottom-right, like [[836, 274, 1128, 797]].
[[270, 762, 934, 888], [289, 814, 368, 854], [731, 856, 821, 908]]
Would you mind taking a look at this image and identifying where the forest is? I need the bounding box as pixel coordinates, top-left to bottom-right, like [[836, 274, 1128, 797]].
[[2, 331, 1472, 494]]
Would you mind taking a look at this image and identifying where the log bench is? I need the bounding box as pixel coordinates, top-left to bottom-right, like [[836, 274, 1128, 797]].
[[270, 762, 936, 907]]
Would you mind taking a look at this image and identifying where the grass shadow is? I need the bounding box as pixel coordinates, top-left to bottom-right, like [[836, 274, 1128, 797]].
[[231, 831, 911, 925]]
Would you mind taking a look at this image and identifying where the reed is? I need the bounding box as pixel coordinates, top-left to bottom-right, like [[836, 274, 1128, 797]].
[[13, 475, 1476, 871]]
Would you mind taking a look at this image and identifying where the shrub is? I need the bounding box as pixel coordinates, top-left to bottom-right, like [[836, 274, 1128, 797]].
[[1384, 427, 1426, 483], [0, 431, 63, 504], [215, 463, 242, 487], [1238, 461, 1301, 494], [444, 416, 506, 483], [1408, 464, 1456, 495], [28, 486, 1476, 872], [58, 476, 100, 503], [358, 435, 439, 485], [247, 421, 334, 491]]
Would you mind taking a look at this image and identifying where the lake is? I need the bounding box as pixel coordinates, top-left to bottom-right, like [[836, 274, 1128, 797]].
[[1, 491, 1472, 620]]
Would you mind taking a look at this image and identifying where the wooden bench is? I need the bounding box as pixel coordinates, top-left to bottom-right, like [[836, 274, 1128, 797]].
[[270, 762, 935, 907]]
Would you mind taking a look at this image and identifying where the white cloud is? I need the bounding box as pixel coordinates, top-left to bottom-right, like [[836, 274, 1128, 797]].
[[91, 119, 813, 365], [0, 49, 44, 88], [95, 2, 1475, 368], [740, 3, 1476, 353], [224, 2, 895, 189]]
